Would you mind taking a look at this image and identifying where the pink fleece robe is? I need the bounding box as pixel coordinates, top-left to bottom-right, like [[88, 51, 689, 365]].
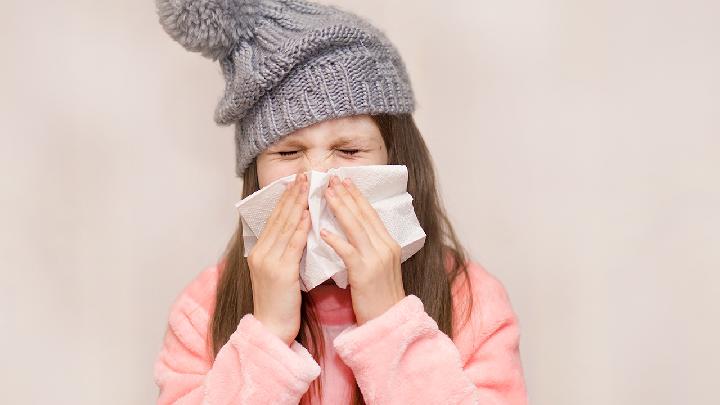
[[153, 260, 528, 404]]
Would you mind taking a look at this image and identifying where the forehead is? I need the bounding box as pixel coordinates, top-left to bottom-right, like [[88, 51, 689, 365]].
[[272, 115, 382, 146]]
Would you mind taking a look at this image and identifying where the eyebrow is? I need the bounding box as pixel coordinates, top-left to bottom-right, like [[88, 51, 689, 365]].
[[331, 135, 369, 147], [271, 134, 376, 149]]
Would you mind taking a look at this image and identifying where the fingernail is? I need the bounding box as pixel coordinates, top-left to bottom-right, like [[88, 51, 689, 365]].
[[342, 178, 352, 187]]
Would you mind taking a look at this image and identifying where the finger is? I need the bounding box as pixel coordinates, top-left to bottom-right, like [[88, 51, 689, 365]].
[[329, 176, 380, 242], [340, 177, 399, 249], [280, 209, 312, 263], [325, 177, 374, 252], [271, 176, 310, 257], [254, 174, 304, 256], [262, 173, 303, 237], [320, 228, 362, 269], [262, 173, 306, 242]]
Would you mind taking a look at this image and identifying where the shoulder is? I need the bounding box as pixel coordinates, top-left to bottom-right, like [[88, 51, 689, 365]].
[[155, 264, 222, 379], [453, 260, 516, 320], [164, 263, 221, 327], [450, 260, 520, 359]]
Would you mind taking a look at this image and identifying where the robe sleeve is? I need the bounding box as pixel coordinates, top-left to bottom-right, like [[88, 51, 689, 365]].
[[332, 268, 527, 405], [153, 272, 321, 404]]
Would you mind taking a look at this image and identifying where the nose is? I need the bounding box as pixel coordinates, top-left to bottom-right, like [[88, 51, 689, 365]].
[[298, 150, 335, 173]]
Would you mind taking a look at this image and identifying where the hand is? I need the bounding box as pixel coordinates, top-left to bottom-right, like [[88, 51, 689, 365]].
[[247, 172, 311, 346], [320, 175, 406, 325]]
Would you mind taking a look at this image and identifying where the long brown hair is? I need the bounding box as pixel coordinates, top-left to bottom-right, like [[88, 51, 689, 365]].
[[209, 113, 473, 404]]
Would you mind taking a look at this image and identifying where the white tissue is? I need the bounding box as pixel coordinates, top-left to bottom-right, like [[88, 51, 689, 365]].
[[234, 165, 427, 291]]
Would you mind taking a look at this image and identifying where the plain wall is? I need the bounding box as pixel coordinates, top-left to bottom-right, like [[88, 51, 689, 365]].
[[1, 0, 718, 404]]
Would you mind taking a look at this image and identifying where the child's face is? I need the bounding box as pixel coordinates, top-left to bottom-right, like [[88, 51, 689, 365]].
[[256, 114, 388, 188]]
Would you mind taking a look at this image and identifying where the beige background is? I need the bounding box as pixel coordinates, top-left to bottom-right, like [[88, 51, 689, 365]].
[[1, 0, 718, 404]]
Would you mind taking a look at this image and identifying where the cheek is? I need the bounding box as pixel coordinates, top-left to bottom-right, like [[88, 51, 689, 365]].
[[257, 162, 298, 188], [364, 147, 389, 165]]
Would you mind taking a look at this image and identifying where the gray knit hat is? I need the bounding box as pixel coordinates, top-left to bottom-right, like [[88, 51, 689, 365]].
[[155, 0, 417, 176]]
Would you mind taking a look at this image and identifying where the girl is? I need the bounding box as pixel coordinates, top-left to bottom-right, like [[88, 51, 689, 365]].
[[153, 0, 528, 404]]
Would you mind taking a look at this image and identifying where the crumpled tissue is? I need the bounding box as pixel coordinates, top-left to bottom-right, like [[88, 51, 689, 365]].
[[234, 165, 426, 291]]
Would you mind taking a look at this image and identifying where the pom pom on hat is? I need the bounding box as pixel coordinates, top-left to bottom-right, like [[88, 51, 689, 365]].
[[155, 0, 261, 60]]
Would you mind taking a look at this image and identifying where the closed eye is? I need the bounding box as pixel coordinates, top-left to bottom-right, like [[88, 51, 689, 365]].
[[277, 149, 360, 157]]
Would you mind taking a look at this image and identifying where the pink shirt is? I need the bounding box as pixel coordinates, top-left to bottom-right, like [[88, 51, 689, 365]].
[[310, 284, 356, 403], [153, 260, 528, 404]]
